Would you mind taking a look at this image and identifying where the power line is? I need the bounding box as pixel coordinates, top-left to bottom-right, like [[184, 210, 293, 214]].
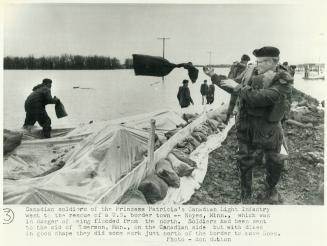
[[157, 37, 170, 82]]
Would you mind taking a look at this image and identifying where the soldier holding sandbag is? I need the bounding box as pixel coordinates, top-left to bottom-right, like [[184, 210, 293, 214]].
[[203, 46, 293, 204], [23, 78, 60, 138]]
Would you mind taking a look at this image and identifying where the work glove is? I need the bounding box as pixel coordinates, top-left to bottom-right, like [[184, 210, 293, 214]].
[[220, 79, 239, 90], [203, 66, 215, 77]]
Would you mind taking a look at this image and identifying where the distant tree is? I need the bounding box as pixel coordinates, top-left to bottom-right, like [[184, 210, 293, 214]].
[[72, 55, 85, 69], [124, 58, 133, 69], [4, 56, 14, 69], [3, 54, 127, 70], [111, 57, 121, 69]]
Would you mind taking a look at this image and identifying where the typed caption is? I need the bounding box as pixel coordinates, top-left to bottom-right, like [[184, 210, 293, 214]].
[[20, 205, 281, 243]]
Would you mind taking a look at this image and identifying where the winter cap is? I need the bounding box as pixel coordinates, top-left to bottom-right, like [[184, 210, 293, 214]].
[[253, 46, 280, 58], [241, 54, 250, 61], [42, 78, 52, 84]]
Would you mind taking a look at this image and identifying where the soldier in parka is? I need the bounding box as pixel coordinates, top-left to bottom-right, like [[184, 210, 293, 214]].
[[203, 46, 293, 204], [200, 80, 209, 105], [225, 54, 251, 123], [23, 78, 60, 138], [177, 79, 194, 109], [206, 81, 215, 104]]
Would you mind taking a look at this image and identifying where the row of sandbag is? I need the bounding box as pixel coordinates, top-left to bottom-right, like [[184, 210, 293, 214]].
[[119, 113, 227, 204], [119, 149, 197, 204], [174, 118, 226, 155]]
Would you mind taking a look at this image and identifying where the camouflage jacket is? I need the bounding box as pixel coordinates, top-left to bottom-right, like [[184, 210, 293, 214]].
[[234, 66, 293, 148], [228, 62, 247, 82]]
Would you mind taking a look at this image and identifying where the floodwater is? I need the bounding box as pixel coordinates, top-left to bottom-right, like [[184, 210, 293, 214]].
[[3, 68, 325, 129]]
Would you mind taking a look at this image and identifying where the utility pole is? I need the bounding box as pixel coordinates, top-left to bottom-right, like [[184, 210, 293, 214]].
[[157, 37, 170, 58], [207, 51, 213, 65], [158, 37, 170, 82]]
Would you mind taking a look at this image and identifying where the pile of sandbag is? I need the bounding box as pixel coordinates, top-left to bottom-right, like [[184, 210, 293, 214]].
[[183, 113, 199, 123], [120, 112, 228, 204], [120, 136, 199, 204], [3, 130, 23, 155], [136, 152, 197, 204], [287, 99, 324, 128], [176, 118, 225, 154], [292, 87, 320, 106], [119, 188, 148, 204]]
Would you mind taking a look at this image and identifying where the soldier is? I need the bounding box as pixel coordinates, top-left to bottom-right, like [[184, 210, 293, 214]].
[[225, 54, 251, 124], [23, 78, 60, 138], [200, 79, 209, 105], [228, 54, 251, 80], [289, 65, 296, 77], [206, 80, 215, 104], [203, 46, 293, 204], [177, 79, 194, 109]]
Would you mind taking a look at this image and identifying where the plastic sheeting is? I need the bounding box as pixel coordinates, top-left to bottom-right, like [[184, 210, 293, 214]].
[[96, 113, 208, 204], [158, 117, 234, 204], [3, 110, 187, 204], [4, 107, 233, 205], [96, 106, 231, 204]]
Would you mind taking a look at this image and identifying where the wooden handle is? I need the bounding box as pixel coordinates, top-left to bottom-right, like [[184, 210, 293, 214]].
[[147, 119, 156, 169]]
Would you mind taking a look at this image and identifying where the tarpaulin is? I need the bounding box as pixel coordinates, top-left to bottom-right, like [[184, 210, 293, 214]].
[[3, 110, 187, 204], [4, 107, 233, 205]]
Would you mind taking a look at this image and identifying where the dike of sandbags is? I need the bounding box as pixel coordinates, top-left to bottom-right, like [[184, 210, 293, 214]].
[[286, 88, 324, 128], [3, 129, 23, 155], [117, 109, 234, 205]]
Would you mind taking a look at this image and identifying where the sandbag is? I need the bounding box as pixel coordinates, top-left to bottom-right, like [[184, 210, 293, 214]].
[[193, 124, 211, 136], [207, 110, 225, 122], [164, 128, 179, 139], [171, 149, 197, 168], [185, 136, 200, 149], [55, 101, 68, 118], [193, 125, 208, 136], [155, 159, 180, 188], [176, 141, 188, 148], [178, 140, 196, 153], [154, 134, 162, 150], [138, 175, 168, 204], [120, 188, 148, 204], [3, 130, 23, 155], [191, 131, 207, 143], [176, 145, 192, 154], [183, 113, 199, 123], [205, 119, 219, 132], [167, 153, 195, 177]]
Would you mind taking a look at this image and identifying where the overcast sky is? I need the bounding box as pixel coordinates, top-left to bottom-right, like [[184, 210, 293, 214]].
[[3, 2, 326, 65]]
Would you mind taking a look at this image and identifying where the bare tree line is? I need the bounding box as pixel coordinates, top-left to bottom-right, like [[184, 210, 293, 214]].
[[4, 54, 134, 70]]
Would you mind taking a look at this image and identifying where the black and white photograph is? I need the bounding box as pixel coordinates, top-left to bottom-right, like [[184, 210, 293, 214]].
[[1, 0, 326, 245]]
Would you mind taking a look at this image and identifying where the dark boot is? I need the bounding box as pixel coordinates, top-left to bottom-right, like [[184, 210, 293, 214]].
[[240, 169, 253, 204], [265, 186, 282, 204], [43, 130, 51, 138], [42, 124, 52, 139]]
